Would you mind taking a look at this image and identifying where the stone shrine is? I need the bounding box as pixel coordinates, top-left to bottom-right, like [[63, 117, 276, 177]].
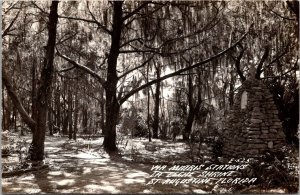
[[222, 68, 285, 158]]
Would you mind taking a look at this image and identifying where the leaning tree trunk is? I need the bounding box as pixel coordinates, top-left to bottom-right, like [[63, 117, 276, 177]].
[[28, 1, 59, 161], [2, 88, 12, 131], [2, 69, 36, 130]]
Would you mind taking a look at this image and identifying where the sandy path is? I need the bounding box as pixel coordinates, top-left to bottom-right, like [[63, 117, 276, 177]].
[[2, 136, 207, 194]]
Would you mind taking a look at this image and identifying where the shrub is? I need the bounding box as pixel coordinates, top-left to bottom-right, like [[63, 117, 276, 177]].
[[133, 116, 148, 137]]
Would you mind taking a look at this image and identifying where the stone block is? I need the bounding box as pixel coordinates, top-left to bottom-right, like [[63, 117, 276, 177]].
[[272, 119, 281, 123], [252, 102, 260, 107], [247, 125, 257, 130], [252, 111, 263, 116], [270, 125, 280, 129], [247, 144, 261, 149], [247, 138, 263, 143], [247, 131, 260, 135], [267, 114, 274, 118], [250, 119, 263, 123], [273, 110, 279, 114], [247, 149, 259, 154], [247, 127, 260, 130], [250, 144, 266, 149], [274, 122, 282, 126], [260, 135, 269, 139], [247, 134, 260, 139]]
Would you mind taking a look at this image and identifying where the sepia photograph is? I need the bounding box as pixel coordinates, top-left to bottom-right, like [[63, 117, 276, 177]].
[[1, 0, 299, 194]]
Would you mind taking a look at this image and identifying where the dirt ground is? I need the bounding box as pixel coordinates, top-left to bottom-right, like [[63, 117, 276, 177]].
[[2, 134, 295, 194], [2, 136, 208, 194]]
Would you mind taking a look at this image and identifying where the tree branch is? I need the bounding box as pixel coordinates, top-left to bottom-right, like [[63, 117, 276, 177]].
[[58, 15, 112, 35], [119, 27, 251, 104], [86, 1, 111, 35], [120, 38, 143, 48], [31, 1, 48, 15], [231, 45, 246, 81], [120, 38, 208, 56], [118, 54, 155, 79], [2, 3, 23, 38], [122, 2, 150, 21], [56, 65, 76, 73], [261, 66, 298, 79], [56, 32, 77, 45], [128, 15, 219, 54], [287, 1, 299, 22], [270, 9, 297, 21], [56, 49, 106, 87], [255, 46, 270, 79], [262, 43, 290, 72]]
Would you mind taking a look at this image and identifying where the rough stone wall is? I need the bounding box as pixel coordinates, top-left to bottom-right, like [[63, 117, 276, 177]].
[[222, 78, 285, 158]]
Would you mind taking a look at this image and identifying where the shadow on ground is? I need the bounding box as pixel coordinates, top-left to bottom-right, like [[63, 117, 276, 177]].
[[2, 136, 207, 194]]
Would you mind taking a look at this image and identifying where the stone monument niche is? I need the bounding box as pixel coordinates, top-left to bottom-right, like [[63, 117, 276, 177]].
[[222, 71, 285, 158], [241, 91, 248, 110]]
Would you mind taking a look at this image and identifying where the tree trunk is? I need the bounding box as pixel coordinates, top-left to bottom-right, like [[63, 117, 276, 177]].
[[184, 108, 194, 140], [54, 86, 61, 131], [152, 67, 161, 139], [13, 107, 17, 132], [229, 80, 235, 108], [99, 87, 105, 135], [2, 87, 11, 131], [82, 106, 88, 134], [103, 1, 123, 152], [62, 79, 68, 135], [72, 72, 79, 140], [48, 100, 53, 136], [31, 61, 37, 119], [183, 71, 202, 141], [183, 73, 194, 140], [2, 87, 5, 131], [73, 91, 78, 140], [68, 83, 73, 139], [147, 62, 152, 142], [62, 114, 68, 135], [2, 69, 36, 130], [103, 96, 120, 151], [28, 1, 59, 161]]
